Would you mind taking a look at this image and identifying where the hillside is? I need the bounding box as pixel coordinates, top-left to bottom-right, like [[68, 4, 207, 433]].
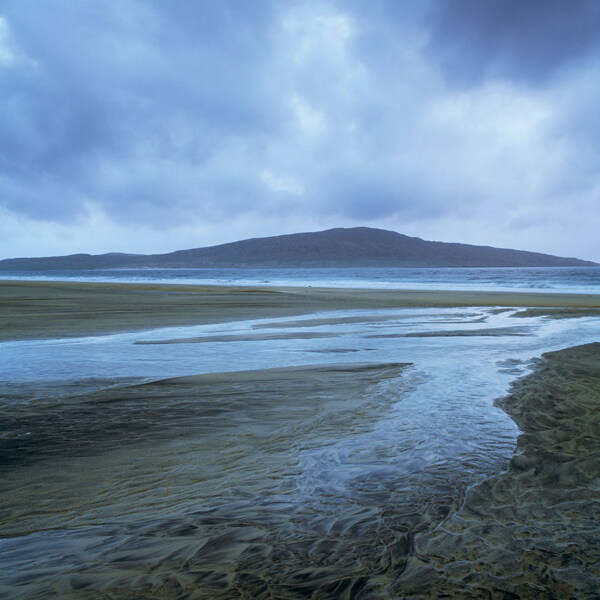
[[0, 227, 596, 269]]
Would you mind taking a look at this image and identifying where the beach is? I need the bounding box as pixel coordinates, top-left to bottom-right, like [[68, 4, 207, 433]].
[[1, 279, 599, 598], [2, 279, 600, 341], [398, 343, 600, 599]]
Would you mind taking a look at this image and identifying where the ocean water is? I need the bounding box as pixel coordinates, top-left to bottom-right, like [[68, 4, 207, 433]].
[[1, 265, 600, 293], [2, 297, 600, 597]]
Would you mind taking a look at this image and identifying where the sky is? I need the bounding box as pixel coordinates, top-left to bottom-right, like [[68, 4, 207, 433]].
[[1, 0, 600, 261]]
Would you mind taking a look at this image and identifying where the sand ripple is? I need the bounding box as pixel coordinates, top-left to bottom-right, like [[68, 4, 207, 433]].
[[5, 343, 596, 599], [0, 360, 505, 599], [394, 343, 600, 599]]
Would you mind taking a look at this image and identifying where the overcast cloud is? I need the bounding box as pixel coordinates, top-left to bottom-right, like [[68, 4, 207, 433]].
[[1, 0, 599, 260]]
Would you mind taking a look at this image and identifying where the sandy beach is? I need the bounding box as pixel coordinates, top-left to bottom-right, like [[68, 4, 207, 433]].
[[1, 279, 600, 598], [397, 343, 600, 599], [2, 279, 600, 341], [3, 0, 600, 597]]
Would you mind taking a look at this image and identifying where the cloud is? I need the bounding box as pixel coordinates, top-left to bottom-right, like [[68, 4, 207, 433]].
[[425, 0, 600, 86], [0, 0, 599, 261]]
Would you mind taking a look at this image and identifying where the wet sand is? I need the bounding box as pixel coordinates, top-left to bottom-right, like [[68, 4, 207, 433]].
[[4, 344, 598, 598], [2, 280, 600, 598], [394, 343, 600, 599], [2, 279, 600, 341], [2, 363, 422, 599], [134, 331, 342, 344]]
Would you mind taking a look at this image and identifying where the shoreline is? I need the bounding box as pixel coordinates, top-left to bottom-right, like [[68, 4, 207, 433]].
[[4, 343, 598, 598], [2, 279, 600, 341], [394, 343, 600, 598], [1, 276, 599, 597]]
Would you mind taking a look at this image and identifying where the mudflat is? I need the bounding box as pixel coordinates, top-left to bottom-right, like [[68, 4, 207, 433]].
[[2, 279, 600, 341]]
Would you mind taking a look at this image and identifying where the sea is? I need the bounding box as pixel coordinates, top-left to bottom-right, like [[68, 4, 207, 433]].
[[1, 266, 600, 597], [1, 265, 600, 293]]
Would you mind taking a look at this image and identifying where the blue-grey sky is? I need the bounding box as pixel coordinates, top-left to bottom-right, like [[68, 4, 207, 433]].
[[1, 0, 599, 260]]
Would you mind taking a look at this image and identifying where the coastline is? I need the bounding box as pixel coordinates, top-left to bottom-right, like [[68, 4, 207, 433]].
[[2, 279, 599, 597], [2, 279, 600, 341], [394, 343, 600, 598]]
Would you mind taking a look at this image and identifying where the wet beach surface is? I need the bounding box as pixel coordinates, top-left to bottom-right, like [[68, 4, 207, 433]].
[[1, 281, 600, 598], [1, 361, 499, 599], [398, 343, 600, 599], [3, 342, 599, 599], [3, 279, 600, 342]]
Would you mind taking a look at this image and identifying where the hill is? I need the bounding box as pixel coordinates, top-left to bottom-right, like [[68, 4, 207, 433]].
[[0, 227, 596, 269]]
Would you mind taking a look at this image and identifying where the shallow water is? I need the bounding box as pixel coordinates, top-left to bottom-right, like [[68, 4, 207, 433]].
[[397, 343, 600, 598], [2, 265, 600, 293], [1, 307, 600, 598]]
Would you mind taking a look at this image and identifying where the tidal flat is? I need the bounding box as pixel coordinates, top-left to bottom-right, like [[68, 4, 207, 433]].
[[399, 343, 600, 599], [2, 279, 600, 342], [1, 280, 599, 598]]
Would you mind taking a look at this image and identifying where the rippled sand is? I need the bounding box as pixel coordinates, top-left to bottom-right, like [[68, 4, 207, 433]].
[[3, 362, 439, 599], [0, 355, 517, 599], [394, 343, 600, 599], [2, 281, 600, 598]]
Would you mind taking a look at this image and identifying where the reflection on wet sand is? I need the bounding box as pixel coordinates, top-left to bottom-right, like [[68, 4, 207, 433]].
[[0, 356, 519, 599], [2, 342, 599, 599], [4, 362, 445, 599], [2, 281, 600, 599]]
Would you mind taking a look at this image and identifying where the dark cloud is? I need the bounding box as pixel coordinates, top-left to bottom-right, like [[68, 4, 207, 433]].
[[426, 0, 600, 85]]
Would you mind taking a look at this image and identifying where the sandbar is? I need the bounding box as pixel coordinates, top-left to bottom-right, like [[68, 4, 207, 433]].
[[2, 279, 600, 341]]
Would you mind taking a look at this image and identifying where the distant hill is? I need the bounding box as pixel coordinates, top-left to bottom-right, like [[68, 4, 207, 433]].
[[0, 227, 597, 270]]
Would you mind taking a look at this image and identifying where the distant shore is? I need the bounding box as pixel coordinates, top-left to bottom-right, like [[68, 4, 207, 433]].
[[2, 279, 600, 341]]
